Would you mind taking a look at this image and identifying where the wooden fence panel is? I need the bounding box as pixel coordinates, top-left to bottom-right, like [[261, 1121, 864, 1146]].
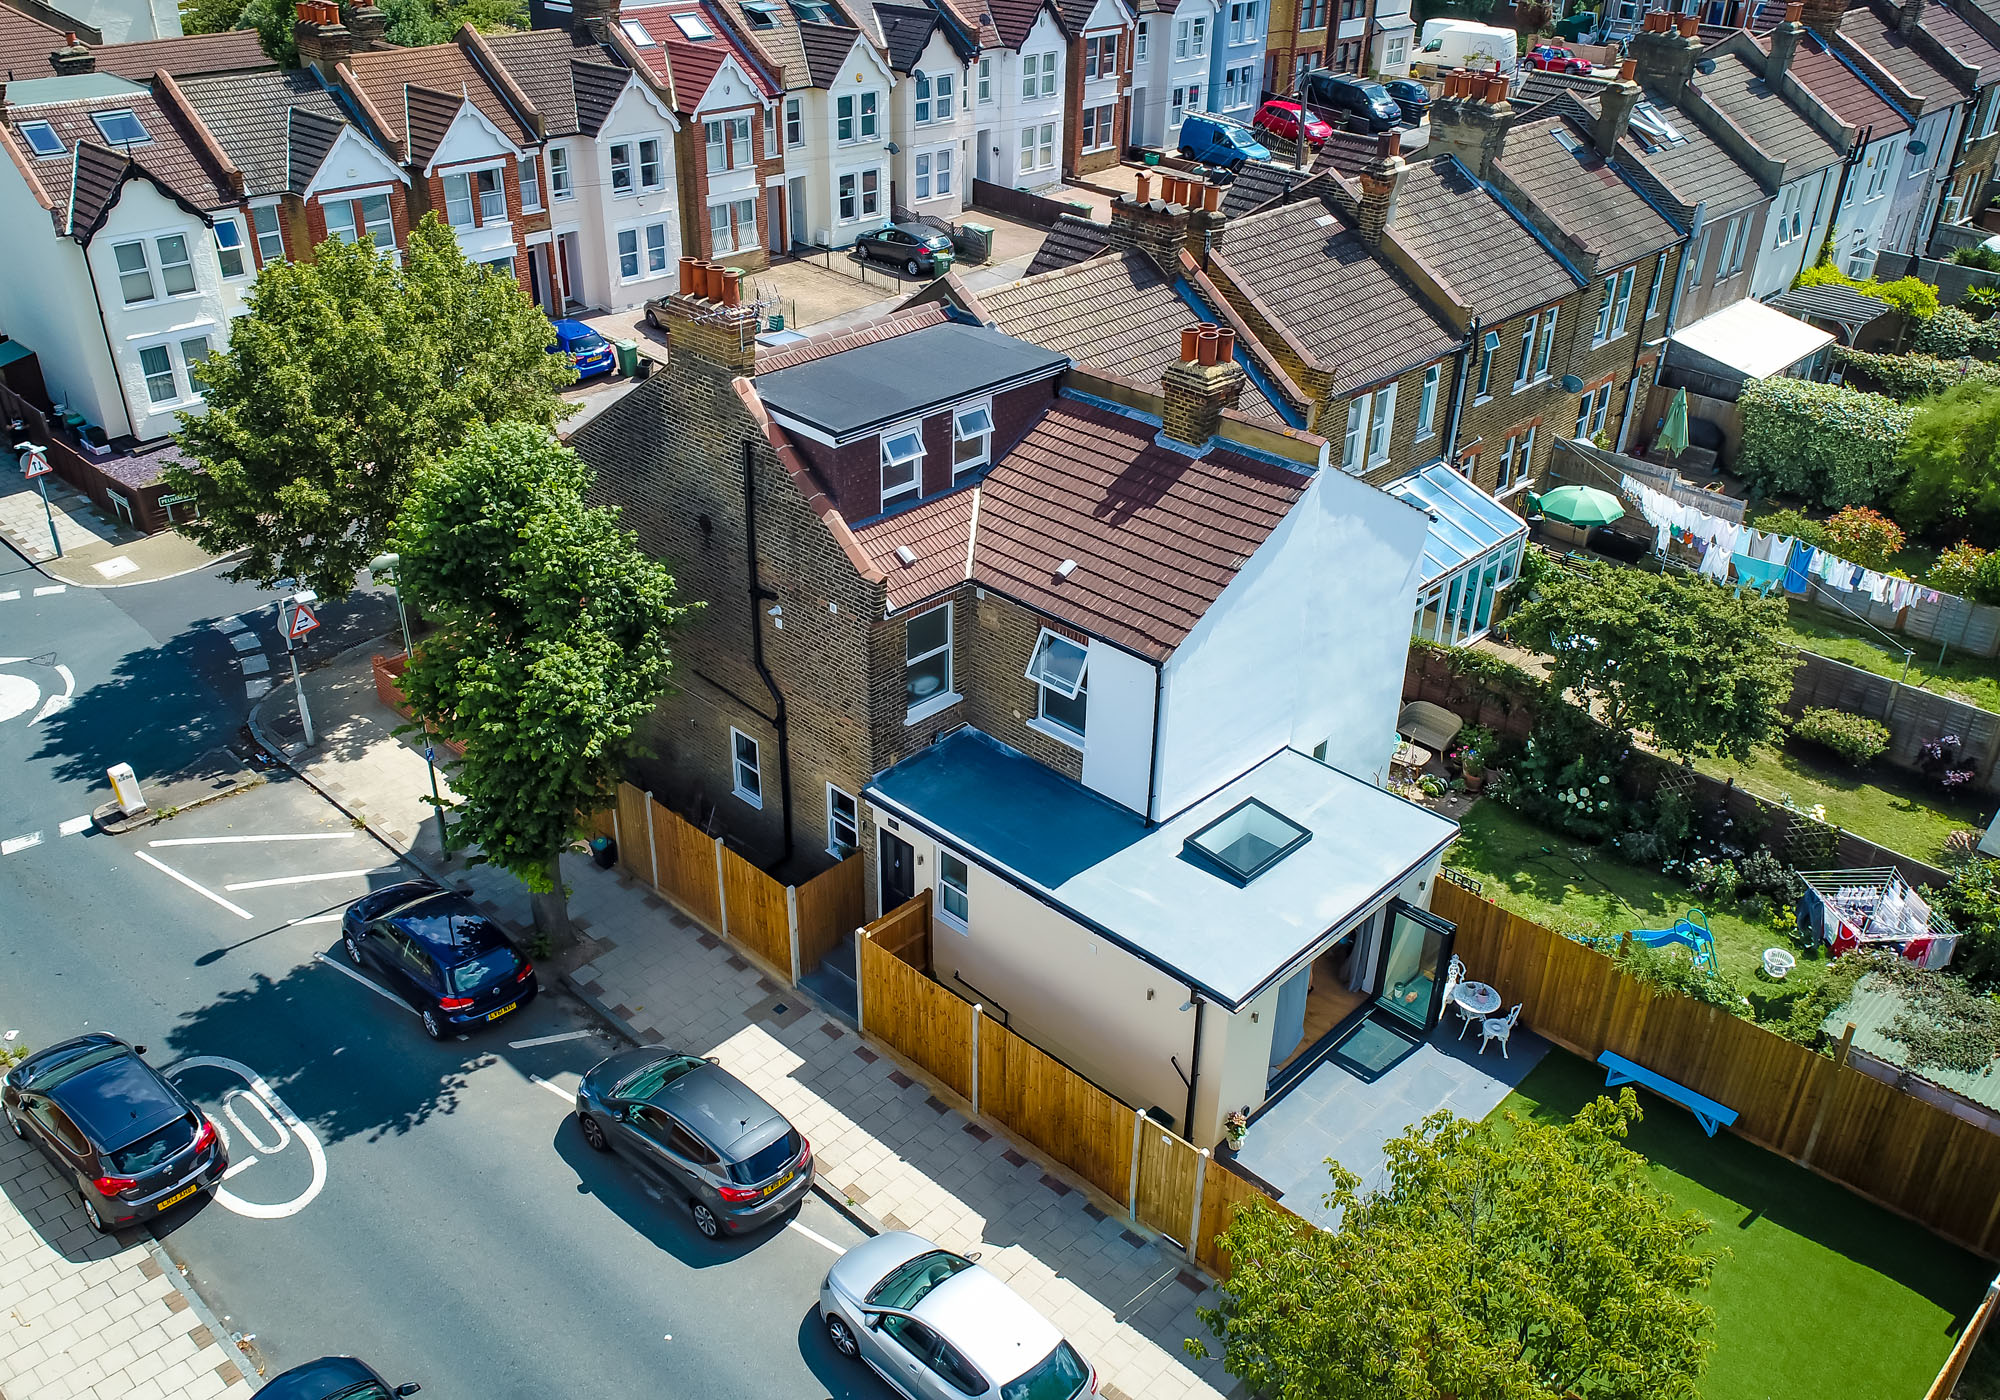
[[720, 844, 790, 972], [977, 1015, 1132, 1203], [650, 798, 722, 931], [1194, 1158, 1307, 1279], [1134, 1123, 1201, 1247], [615, 784, 651, 883], [869, 892, 932, 970], [796, 857, 864, 976], [859, 926, 974, 1100]]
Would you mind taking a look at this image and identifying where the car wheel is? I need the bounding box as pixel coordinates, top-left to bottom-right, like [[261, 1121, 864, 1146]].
[[904, 258, 922, 276], [1178, 144, 1196, 160], [421, 1008, 443, 1041], [691, 1200, 721, 1238], [578, 1112, 610, 1152], [345, 934, 363, 967], [82, 1194, 112, 1234], [826, 1313, 860, 1358]]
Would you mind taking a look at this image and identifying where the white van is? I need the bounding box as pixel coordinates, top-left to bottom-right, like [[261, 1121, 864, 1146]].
[[1414, 19, 1518, 76]]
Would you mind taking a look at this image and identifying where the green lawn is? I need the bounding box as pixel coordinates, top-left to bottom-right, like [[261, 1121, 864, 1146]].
[[1778, 601, 2000, 713], [1449, 800, 1827, 1027], [1494, 1050, 1991, 1400], [1691, 741, 1990, 866]]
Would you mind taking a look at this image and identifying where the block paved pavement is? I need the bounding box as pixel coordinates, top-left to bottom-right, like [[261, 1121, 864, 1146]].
[[0, 1130, 257, 1400], [256, 641, 1240, 1400]]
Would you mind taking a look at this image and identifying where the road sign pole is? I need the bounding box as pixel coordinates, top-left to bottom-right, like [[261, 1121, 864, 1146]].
[[35, 476, 60, 559], [280, 597, 316, 748]]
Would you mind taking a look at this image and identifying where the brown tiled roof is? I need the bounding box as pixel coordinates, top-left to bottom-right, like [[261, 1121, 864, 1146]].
[[989, 0, 1059, 48], [484, 28, 592, 134], [403, 84, 464, 167], [95, 28, 271, 78], [1391, 157, 1579, 321], [69, 140, 127, 233], [1906, 0, 2000, 84], [9, 89, 234, 236], [1618, 86, 1768, 216], [1219, 158, 1325, 218], [980, 249, 1293, 424], [1492, 106, 1682, 270], [1693, 48, 1844, 174], [797, 20, 860, 84], [730, 0, 811, 86], [0, 0, 67, 77], [1024, 213, 1110, 274], [1830, 2, 1977, 99], [1213, 192, 1461, 397], [1781, 30, 1909, 137], [177, 67, 350, 199], [346, 38, 537, 155], [873, 0, 937, 70], [971, 397, 1309, 657], [755, 300, 949, 370], [852, 488, 975, 608]]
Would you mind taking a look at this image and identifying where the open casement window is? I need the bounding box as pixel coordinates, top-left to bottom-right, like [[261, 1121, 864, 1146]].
[[826, 784, 859, 857], [952, 403, 992, 476], [1026, 629, 1088, 741], [881, 424, 925, 504], [731, 728, 762, 807], [904, 604, 953, 716]]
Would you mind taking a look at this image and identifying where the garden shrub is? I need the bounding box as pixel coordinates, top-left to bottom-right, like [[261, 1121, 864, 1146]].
[[1737, 377, 1914, 508], [1953, 244, 2000, 272], [1912, 305, 2000, 361], [1820, 504, 1906, 570], [1928, 541, 1991, 597], [1749, 507, 1829, 551], [1790, 706, 1891, 765], [1686, 856, 1740, 903], [1736, 846, 1797, 902], [1493, 706, 1632, 842], [1964, 285, 2000, 320], [1793, 263, 1938, 321], [1612, 938, 1742, 1009], [1833, 347, 2000, 401], [1895, 383, 2000, 547], [1926, 856, 2000, 988]]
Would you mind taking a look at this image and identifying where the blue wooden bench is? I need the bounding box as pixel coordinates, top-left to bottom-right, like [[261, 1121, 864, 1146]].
[[1597, 1051, 1739, 1137]]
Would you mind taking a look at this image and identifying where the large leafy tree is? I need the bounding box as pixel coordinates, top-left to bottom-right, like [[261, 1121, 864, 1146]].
[[181, 0, 526, 64], [166, 214, 573, 601], [1507, 561, 1795, 762], [390, 422, 687, 940], [1192, 1094, 1716, 1400], [1896, 382, 2000, 548]]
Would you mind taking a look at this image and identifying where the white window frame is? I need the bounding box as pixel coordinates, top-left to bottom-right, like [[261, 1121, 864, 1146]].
[[1386, 34, 1405, 65], [519, 151, 543, 212], [1366, 381, 1396, 466], [1192, 15, 1207, 54], [838, 93, 857, 142], [1342, 393, 1367, 472], [1175, 18, 1189, 57], [638, 137, 665, 192], [618, 221, 668, 282], [904, 602, 956, 722], [826, 784, 860, 858], [881, 420, 925, 502], [1610, 264, 1635, 336], [213, 216, 248, 279], [916, 150, 933, 200], [763, 106, 778, 159], [1039, 122, 1055, 169], [137, 342, 179, 405], [1533, 307, 1557, 379], [952, 400, 992, 476], [1025, 628, 1088, 746], [1514, 312, 1537, 389], [1019, 127, 1036, 174], [618, 226, 641, 280], [786, 97, 804, 147], [936, 846, 971, 927], [443, 170, 478, 225], [1137, 18, 1148, 60], [1416, 362, 1440, 439], [1083, 102, 1116, 152], [978, 57, 992, 104], [1592, 272, 1615, 343], [1476, 329, 1499, 399], [250, 202, 284, 265], [549, 145, 573, 200], [916, 71, 934, 124], [1644, 253, 1666, 318], [730, 727, 763, 808]]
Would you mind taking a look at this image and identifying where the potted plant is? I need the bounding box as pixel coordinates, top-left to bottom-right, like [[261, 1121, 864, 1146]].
[[1461, 747, 1487, 792], [1224, 1108, 1251, 1150]]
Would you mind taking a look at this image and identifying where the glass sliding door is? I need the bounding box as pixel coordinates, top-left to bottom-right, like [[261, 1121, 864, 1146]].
[[1370, 899, 1456, 1034]]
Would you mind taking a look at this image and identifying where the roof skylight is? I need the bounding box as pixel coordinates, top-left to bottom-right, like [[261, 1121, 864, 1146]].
[[1184, 799, 1311, 883], [671, 10, 714, 37], [90, 108, 148, 145], [792, 0, 836, 20], [1550, 125, 1580, 155], [1629, 101, 1685, 148], [17, 121, 62, 156], [620, 17, 657, 43], [743, 0, 778, 22]]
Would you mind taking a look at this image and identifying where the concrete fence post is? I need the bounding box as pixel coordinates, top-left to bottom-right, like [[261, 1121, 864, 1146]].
[[609, 792, 622, 863], [1187, 1147, 1211, 1265], [970, 1006, 982, 1116], [644, 791, 660, 892], [786, 884, 801, 985], [854, 928, 869, 1038], [1127, 1110, 1144, 1222], [714, 837, 729, 938]]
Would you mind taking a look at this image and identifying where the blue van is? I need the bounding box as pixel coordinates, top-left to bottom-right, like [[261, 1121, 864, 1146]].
[[1175, 113, 1270, 171]]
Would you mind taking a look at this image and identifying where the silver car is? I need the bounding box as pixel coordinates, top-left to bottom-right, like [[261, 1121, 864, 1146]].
[[820, 1232, 1098, 1400]]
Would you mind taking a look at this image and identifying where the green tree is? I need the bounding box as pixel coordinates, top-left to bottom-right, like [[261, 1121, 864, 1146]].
[[1896, 382, 2000, 547], [167, 214, 573, 601], [390, 422, 687, 941], [1507, 562, 1796, 762], [177, 0, 247, 35], [1192, 1094, 1715, 1400]]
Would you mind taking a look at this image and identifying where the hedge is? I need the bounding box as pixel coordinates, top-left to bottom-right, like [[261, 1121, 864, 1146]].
[[1736, 377, 1914, 508], [1833, 347, 2000, 401], [1911, 305, 2000, 361]]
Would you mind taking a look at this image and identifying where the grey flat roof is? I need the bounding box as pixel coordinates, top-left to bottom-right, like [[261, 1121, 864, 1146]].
[[754, 321, 1069, 439], [866, 730, 1461, 1009]]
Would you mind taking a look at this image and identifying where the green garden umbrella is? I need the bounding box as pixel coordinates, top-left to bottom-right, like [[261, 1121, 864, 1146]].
[[1658, 387, 1690, 458], [1538, 484, 1625, 528]]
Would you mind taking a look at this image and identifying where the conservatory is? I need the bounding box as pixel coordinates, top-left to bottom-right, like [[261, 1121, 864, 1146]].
[[1388, 463, 1530, 647]]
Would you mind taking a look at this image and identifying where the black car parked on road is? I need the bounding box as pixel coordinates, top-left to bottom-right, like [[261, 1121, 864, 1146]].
[[1300, 69, 1404, 133], [341, 880, 539, 1040], [1384, 77, 1432, 126], [575, 1047, 814, 1239], [3, 1034, 226, 1232], [855, 223, 955, 277], [262, 1356, 420, 1400]]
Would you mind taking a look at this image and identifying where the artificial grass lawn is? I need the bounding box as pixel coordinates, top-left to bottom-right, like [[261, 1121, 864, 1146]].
[[1448, 800, 1827, 1027], [1494, 1049, 1991, 1400], [1690, 741, 1990, 867], [1777, 600, 2000, 714]]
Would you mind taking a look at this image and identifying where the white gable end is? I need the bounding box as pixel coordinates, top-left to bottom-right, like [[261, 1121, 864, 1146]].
[[699, 56, 769, 113], [304, 124, 410, 197], [601, 72, 681, 130], [425, 100, 524, 174]]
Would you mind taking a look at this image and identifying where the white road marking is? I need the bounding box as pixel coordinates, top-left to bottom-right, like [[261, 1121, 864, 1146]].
[[31, 585, 63, 596], [228, 632, 261, 653], [31, 665, 74, 724], [0, 674, 38, 723], [223, 1088, 291, 1154], [787, 1220, 848, 1255], [311, 952, 417, 1016], [1, 833, 42, 855], [529, 1075, 577, 1105], [240, 655, 270, 676], [221, 1155, 259, 1180], [224, 868, 390, 891], [286, 911, 344, 927], [509, 1030, 599, 1049], [151, 832, 359, 847], [58, 815, 93, 836], [0, 591, 17, 602], [246, 678, 271, 700], [214, 615, 248, 634], [133, 850, 253, 920], [167, 1057, 327, 1219]]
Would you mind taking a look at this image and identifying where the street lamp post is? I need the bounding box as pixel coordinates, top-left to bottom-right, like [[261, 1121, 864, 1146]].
[[368, 552, 447, 854]]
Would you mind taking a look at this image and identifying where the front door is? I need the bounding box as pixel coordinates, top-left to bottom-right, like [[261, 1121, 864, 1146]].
[[975, 129, 992, 184], [788, 177, 807, 250], [1370, 900, 1456, 1034], [767, 186, 784, 254], [879, 829, 916, 913]]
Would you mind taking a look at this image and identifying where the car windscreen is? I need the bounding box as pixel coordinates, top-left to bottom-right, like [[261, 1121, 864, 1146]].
[[1000, 1340, 1091, 1400], [106, 1115, 196, 1174], [24, 1042, 127, 1090], [865, 1250, 972, 1309], [727, 1128, 800, 1185], [448, 946, 523, 995], [1359, 82, 1392, 101], [569, 332, 609, 353], [614, 1054, 706, 1100]]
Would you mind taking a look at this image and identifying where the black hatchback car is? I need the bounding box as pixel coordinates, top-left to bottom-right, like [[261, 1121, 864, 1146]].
[[1384, 77, 1432, 126], [262, 1356, 420, 1400], [575, 1047, 813, 1239], [1300, 70, 1404, 133], [341, 880, 539, 1040], [855, 222, 955, 277], [3, 1035, 226, 1233]]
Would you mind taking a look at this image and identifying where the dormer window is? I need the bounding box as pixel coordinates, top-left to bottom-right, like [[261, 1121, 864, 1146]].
[[620, 18, 656, 44], [743, 0, 777, 23], [18, 121, 62, 156], [881, 424, 925, 505], [952, 403, 992, 477], [91, 109, 148, 145]]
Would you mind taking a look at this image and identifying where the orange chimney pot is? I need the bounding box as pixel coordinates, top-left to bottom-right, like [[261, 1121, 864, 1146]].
[[1180, 326, 1201, 363], [1196, 324, 1220, 366]]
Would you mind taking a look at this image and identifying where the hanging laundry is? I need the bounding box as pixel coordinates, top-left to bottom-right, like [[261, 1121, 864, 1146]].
[[1732, 554, 1787, 594], [1785, 542, 1817, 595]]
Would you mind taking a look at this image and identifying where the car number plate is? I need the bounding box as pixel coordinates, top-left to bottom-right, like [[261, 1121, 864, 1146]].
[[765, 1170, 793, 1195], [158, 1183, 199, 1211], [487, 1002, 519, 1021]]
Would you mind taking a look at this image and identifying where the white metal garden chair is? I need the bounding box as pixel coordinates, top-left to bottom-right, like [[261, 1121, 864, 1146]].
[[1478, 1003, 1523, 1058], [1443, 955, 1479, 1038]]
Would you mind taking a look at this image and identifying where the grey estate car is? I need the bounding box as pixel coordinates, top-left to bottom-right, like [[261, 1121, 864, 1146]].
[[574, 1048, 812, 1238], [821, 1232, 1097, 1400]]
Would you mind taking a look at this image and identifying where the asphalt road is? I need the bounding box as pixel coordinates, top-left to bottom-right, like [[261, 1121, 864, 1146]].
[[0, 565, 894, 1400]]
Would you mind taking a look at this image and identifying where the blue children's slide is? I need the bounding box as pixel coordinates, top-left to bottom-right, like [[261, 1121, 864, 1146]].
[[1627, 907, 1718, 974]]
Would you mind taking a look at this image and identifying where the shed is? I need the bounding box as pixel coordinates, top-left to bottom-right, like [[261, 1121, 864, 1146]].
[[1661, 298, 1835, 401]]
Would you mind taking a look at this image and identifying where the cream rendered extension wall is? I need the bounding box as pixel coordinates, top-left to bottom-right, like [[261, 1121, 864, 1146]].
[[585, 79, 684, 309], [0, 159, 129, 438]]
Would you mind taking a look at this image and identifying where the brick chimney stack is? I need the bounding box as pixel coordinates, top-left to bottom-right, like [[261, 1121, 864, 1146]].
[[1160, 323, 1246, 451], [570, 0, 618, 43], [1595, 59, 1642, 157], [50, 31, 93, 74], [1429, 70, 1516, 180], [663, 258, 760, 372], [1185, 179, 1227, 261], [294, 2, 353, 80], [1357, 129, 1407, 243], [1109, 171, 1195, 277], [344, 0, 388, 49], [1767, 2, 1805, 82], [1898, 0, 1924, 34], [1631, 8, 1702, 100]]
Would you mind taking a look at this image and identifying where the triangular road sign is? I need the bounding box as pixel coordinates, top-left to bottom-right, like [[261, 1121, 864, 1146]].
[[19, 447, 51, 480], [287, 600, 321, 640]]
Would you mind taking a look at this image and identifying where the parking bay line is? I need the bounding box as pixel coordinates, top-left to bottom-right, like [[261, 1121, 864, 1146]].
[[1, 833, 41, 856], [150, 833, 360, 847], [221, 1156, 259, 1180], [225, 868, 393, 891], [788, 1220, 847, 1255], [509, 1030, 599, 1050], [133, 850, 252, 920], [311, 952, 418, 1016], [529, 1075, 576, 1105]]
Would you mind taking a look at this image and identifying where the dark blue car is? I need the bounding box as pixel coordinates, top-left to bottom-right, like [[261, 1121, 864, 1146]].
[[341, 881, 539, 1040], [261, 1356, 419, 1400], [551, 317, 615, 378]]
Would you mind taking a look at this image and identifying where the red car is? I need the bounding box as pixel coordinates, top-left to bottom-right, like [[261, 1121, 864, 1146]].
[[1253, 99, 1335, 146], [1524, 43, 1592, 74]]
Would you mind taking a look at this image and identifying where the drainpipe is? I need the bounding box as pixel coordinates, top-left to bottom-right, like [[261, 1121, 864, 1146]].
[[742, 439, 795, 870], [1143, 661, 1165, 825], [1182, 995, 1205, 1139], [1443, 316, 1477, 466]]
